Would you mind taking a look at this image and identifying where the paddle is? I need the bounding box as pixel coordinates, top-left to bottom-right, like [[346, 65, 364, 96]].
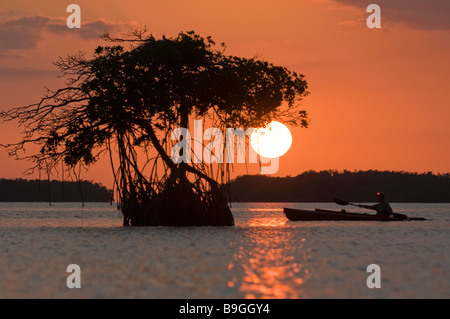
[[334, 198, 408, 220]]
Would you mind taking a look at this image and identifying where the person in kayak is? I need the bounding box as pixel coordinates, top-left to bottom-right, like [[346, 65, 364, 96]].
[[358, 192, 394, 220]]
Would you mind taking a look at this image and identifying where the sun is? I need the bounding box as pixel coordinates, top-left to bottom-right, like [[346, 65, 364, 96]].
[[250, 121, 293, 158]]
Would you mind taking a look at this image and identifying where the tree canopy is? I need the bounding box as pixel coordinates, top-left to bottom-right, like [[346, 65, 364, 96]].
[[1, 30, 309, 226]]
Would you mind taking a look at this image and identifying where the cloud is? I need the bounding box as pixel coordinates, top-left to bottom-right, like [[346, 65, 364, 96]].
[[332, 0, 450, 30], [0, 67, 58, 79], [0, 15, 136, 51], [0, 16, 50, 50], [47, 18, 135, 40]]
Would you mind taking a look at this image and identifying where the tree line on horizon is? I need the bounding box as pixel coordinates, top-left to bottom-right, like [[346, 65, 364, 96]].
[[0, 179, 112, 202], [226, 170, 450, 203], [2, 170, 448, 203]]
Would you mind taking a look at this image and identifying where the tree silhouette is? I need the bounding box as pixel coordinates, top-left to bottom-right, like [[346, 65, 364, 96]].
[[1, 30, 309, 226]]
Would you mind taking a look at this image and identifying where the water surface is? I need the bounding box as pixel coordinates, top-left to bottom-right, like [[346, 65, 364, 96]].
[[0, 202, 448, 298]]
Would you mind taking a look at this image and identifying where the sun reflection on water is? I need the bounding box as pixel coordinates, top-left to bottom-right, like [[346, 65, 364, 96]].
[[228, 213, 312, 298]]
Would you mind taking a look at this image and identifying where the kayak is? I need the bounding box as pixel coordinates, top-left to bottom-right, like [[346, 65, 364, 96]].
[[284, 208, 426, 221]]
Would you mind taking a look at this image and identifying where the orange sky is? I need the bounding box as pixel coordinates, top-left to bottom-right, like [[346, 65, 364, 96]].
[[1, 0, 449, 188]]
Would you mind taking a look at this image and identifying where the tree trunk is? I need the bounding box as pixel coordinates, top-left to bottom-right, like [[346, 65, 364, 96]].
[[118, 118, 234, 226]]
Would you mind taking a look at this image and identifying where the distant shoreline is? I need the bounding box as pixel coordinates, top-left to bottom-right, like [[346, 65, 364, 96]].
[[2, 170, 449, 203], [228, 200, 450, 203], [0, 179, 112, 202], [226, 170, 450, 203]]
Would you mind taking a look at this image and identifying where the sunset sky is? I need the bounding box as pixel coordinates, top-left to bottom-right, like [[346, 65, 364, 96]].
[[0, 0, 449, 188]]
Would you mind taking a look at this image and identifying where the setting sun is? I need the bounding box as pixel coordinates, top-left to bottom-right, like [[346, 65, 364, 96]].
[[250, 121, 293, 158]]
